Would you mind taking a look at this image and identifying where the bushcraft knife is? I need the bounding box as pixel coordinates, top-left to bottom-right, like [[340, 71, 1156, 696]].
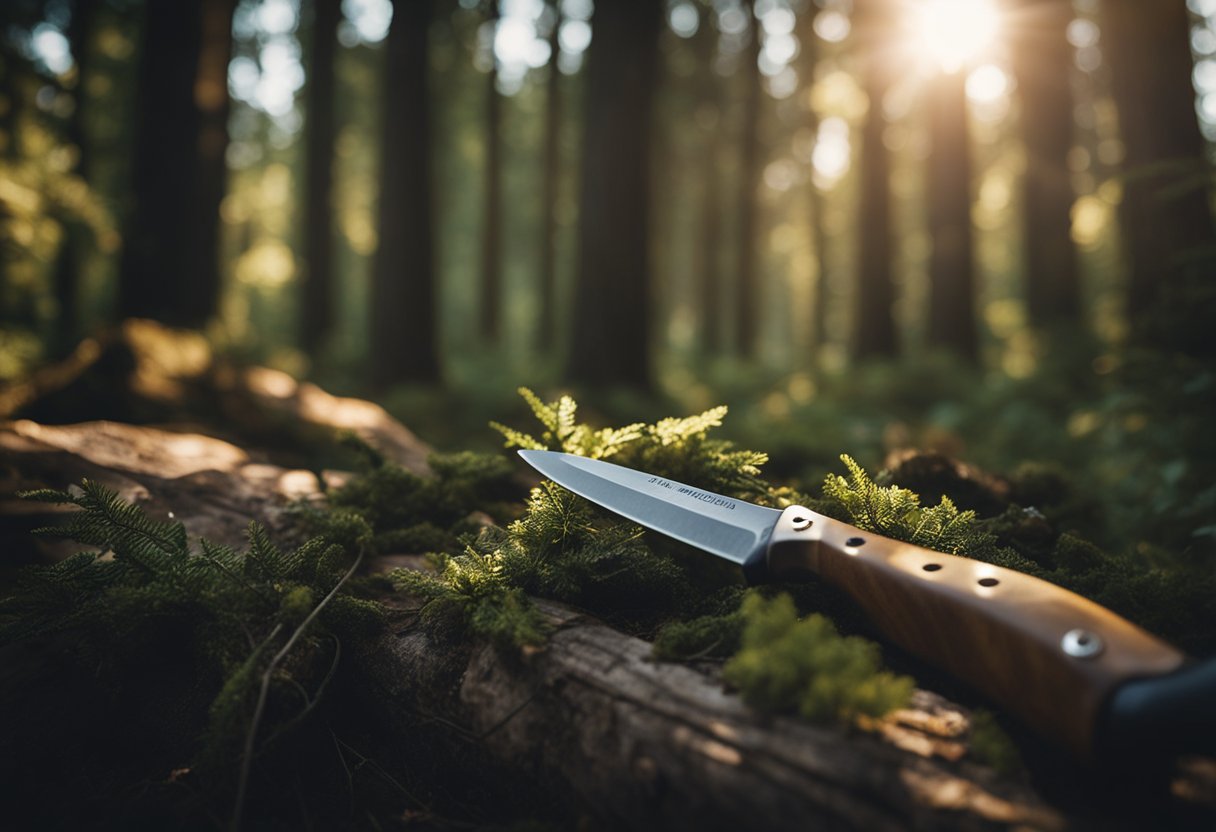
[[519, 449, 1216, 767]]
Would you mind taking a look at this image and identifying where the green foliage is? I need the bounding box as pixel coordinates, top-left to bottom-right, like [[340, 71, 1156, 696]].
[[493, 387, 773, 504], [396, 389, 790, 647], [723, 592, 914, 722], [823, 454, 988, 555], [306, 441, 517, 557], [394, 481, 689, 642], [491, 387, 645, 459], [1, 480, 376, 818], [394, 539, 548, 648], [651, 609, 744, 661]]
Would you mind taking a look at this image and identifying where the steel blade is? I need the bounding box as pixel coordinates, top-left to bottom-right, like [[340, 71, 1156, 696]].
[[518, 450, 780, 566]]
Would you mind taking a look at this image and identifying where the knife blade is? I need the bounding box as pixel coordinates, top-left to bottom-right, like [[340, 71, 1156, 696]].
[[519, 449, 1212, 766]]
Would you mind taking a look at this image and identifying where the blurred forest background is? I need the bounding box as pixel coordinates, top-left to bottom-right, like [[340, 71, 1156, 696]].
[[1, 0, 1215, 561]]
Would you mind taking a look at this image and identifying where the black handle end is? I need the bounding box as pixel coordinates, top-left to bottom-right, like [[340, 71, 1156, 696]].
[[1099, 658, 1216, 766]]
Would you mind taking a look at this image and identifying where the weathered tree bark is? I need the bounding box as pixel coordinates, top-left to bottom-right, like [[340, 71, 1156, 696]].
[[370, 0, 440, 385], [300, 0, 342, 358], [852, 0, 899, 360], [537, 0, 563, 353], [925, 69, 978, 360], [119, 0, 234, 329], [1007, 0, 1080, 327], [1103, 0, 1215, 317], [480, 0, 504, 344], [733, 0, 764, 360], [566, 0, 662, 388]]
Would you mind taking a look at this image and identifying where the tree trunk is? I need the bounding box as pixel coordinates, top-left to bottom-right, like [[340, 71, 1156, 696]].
[[852, 0, 899, 360], [480, 0, 503, 344], [0, 46, 25, 161], [1008, 0, 1080, 327], [300, 0, 342, 358], [1103, 0, 1215, 317], [370, 0, 440, 386], [51, 0, 98, 355], [734, 0, 763, 359], [810, 185, 831, 352], [693, 6, 723, 354], [925, 70, 978, 360], [118, 0, 234, 329], [537, 0, 562, 352], [801, 16, 832, 356], [565, 0, 662, 388]]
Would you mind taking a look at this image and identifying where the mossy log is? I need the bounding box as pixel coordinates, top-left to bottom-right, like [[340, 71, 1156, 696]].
[[0, 416, 1079, 829], [358, 599, 1066, 831]]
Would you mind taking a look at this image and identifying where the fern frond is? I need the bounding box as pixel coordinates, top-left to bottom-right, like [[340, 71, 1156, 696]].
[[649, 405, 728, 446], [246, 521, 289, 579], [15, 488, 74, 503], [489, 420, 546, 451], [824, 455, 995, 556]]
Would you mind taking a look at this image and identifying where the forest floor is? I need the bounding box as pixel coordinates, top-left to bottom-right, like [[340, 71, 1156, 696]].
[[2, 320, 1214, 829]]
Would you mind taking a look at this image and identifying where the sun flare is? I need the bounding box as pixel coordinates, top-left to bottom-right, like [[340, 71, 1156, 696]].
[[909, 0, 1002, 73]]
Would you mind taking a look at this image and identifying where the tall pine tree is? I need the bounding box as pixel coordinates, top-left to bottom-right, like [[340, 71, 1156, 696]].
[[370, 0, 439, 385], [925, 68, 978, 360], [566, 0, 662, 387], [733, 0, 763, 359], [119, 0, 235, 328], [1104, 0, 1215, 321], [480, 0, 504, 344], [852, 0, 899, 360], [300, 0, 342, 358], [1008, 0, 1080, 326]]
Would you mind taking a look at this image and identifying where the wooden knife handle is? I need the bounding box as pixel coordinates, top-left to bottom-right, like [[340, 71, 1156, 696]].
[[759, 506, 1186, 759]]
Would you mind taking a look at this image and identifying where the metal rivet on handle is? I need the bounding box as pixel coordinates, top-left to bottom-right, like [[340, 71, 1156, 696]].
[[1061, 628, 1104, 659]]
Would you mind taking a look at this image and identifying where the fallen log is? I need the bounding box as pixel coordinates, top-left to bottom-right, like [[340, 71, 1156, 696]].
[[1, 416, 1207, 829], [0, 320, 432, 474], [357, 598, 1066, 831]]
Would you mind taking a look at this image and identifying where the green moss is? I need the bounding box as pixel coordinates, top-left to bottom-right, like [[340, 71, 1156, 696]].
[[723, 592, 914, 722], [310, 442, 517, 558], [652, 611, 744, 661]]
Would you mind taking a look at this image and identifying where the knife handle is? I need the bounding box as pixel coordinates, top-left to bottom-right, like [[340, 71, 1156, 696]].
[[758, 506, 1186, 759]]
